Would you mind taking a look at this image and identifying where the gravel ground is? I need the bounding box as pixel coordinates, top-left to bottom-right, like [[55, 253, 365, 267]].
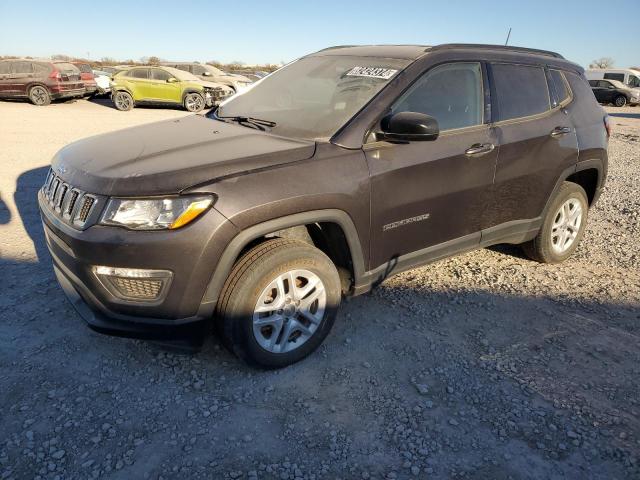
[[0, 99, 639, 480]]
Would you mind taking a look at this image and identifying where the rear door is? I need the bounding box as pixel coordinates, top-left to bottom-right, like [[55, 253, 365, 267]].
[[598, 80, 616, 103], [0, 61, 11, 95], [487, 63, 578, 232], [124, 68, 151, 100], [9, 61, 34, 95]]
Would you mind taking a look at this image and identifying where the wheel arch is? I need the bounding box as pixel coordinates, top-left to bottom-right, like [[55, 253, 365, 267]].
[[181, 88, 205, 103], [199, 209, 366, 309]]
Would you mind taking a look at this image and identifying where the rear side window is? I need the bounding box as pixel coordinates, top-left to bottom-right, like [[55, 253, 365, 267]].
[[603, 73, 624, 82], [549, 69, 571, 106], [598, 80, 612, 88], [33, 63, 50, 74], [11, 61, 33, 74], [391, 62, 484, 131], [127, 68, 149, 79], [175, 65, 191, 73], [588, 80, 598, 87], [0, 62, 10, 74], [192, 65, 206, 75], [491, 63, 550, 121], [150, 69, 171, 81]]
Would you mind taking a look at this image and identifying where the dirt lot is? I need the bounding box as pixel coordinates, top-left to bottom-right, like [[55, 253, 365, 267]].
[[0, 99, 639, 480]]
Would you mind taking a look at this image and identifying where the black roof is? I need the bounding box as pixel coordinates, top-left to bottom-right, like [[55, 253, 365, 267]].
[[312, 43, 564, 61]]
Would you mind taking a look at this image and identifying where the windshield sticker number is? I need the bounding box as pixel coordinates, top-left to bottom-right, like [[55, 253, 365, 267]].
[[346, 66, 398, 80]]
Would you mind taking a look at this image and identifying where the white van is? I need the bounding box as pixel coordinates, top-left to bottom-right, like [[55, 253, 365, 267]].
[[586, 69, 640, 91]]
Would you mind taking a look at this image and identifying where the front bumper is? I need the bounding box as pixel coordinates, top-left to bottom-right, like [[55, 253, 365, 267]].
[[39, 188, 238, 340]]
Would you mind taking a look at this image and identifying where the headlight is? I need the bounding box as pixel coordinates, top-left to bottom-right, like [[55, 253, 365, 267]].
[[100, 196, 213, 230]]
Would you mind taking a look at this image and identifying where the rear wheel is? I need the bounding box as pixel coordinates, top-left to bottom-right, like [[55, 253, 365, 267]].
[[216, 239, 341, 368], [184, 92, 205, 112], [29, 86, 51, 106], [113, 91, 133, 111], [614, 95, 627, 107], [522, 182, 588, 263]]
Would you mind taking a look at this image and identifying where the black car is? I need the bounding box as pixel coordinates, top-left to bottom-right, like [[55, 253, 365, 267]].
[[589, 79, 639, 107], [39, 44, 609, 368]]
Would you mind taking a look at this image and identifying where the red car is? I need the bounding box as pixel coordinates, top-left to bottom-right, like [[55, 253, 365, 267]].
[[72, 62, 98, 96], [0, 59, 85, 105]]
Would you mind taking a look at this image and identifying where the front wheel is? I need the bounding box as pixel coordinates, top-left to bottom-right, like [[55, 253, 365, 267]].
[[522, 182, 589, 263], [184, 92, 205, 112], [216, 239, 341, 368], [29, 86, 51, 106], [614, 95, 627, 107], [113, 91, 133, 111]]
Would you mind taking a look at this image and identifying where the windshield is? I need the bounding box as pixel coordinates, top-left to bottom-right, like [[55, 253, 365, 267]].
[[164, 67, 200, 81], [213, 55, 411, 140]]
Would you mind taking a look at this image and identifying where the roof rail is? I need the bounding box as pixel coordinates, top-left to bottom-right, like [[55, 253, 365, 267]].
[[428, 44, 564, 59]]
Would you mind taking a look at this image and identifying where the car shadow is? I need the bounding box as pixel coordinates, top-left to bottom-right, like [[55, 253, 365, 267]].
[[0, 193, 11, 224], [608, 112, 640, 119], [13, 166, 50, 266], [87, 96, 187, 112]]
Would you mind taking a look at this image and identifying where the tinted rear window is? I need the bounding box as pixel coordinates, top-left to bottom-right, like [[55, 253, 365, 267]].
[[492, 63, 550, 121], [588, 80, 598, 87], [54, 63, 79, 73], [603, 73, 624, 82], [549, 69, 570, 105], [127, 68, 149, 79]]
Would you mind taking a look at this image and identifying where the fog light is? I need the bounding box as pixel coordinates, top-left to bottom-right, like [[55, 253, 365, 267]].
[[93, 266, 172, 302]]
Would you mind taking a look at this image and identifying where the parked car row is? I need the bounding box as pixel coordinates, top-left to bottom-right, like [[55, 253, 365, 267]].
[[586, 68, 640, 107], [0, 59, 257, 112]]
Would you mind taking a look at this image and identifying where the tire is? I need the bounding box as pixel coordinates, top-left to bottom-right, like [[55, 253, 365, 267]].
[[184, 92, 205, 112], [216, 239, 341, 368], [29, 86, 51, 106], [113, 91, 134, 111], [522, 182, 589, 263], [614, 95, 627, 107]]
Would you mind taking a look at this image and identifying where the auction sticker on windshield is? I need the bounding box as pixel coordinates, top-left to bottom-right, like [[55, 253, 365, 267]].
[[345, 66, 398, 80]]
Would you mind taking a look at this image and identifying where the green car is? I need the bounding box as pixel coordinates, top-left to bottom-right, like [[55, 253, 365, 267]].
[[110, 66, 230, 112]]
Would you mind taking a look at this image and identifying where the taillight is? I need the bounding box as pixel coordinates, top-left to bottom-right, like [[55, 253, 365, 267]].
[[49, 69, 61, 80], [603, 115, 611, 139]]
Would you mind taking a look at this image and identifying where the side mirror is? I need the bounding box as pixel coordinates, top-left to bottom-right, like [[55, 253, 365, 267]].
[[380, 112, 439, 142], [202, 71, 212, 77], [167, 77, 178, 83]]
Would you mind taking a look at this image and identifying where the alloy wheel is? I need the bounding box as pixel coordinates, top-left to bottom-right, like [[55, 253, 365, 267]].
[[185, 94, 204, 112], [252, 269, 326, 354], [115, 92, 132, 110], [550, 197, 583, 254], [30, 87, 48, 105]]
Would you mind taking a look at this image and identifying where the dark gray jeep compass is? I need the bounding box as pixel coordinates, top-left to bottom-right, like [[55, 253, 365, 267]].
[[39, 44, 609, 368]]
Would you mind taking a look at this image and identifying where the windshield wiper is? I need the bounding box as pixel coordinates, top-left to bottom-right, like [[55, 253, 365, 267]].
[[215, 115, 276, 131]]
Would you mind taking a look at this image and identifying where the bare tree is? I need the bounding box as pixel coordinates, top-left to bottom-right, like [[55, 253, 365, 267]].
[[51, 54, 71, 61], [589, 57, 615, 69]]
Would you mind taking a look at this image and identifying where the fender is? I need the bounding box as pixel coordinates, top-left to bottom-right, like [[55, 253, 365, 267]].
[[196, 209, 366, 315], [181, 88, 204, 103]]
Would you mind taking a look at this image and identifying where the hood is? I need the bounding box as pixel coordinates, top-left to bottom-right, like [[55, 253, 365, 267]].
[[226, 73, 252, 84], [194, 79, 233, 92], [51, 115, 315, 196]]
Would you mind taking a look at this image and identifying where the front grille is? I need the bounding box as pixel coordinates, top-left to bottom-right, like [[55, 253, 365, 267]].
[[42, 168, 98, 228], [109, 277, 164, 300]]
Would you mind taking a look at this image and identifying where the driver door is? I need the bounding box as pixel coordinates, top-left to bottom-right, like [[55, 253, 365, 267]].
[[365, 62, 497, 270]]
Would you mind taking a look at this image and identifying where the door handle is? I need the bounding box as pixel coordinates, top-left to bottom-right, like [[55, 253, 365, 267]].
[[550, 126, 572, 138], [465, 143, 495, 157]]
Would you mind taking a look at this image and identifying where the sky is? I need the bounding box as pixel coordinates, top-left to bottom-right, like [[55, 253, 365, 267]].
[[0, 0, 637, 68]]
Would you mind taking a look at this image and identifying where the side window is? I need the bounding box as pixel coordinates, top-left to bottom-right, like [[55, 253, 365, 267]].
[[11, 61, 33, 74], [603, 73, 624, 82], [176, 65, 190, 72], [191, 65, 206, 76], [127, 68, 149, 79], [33, 63, 49, 74], [549, 69, 571, 106], [492, 63, 550, 121], [588, 80, 598, 87], [150, 69, 171, 81], [598, 80, 612, 88], [0, 62, 10, 74], [628, 75, 640, 88], [391, 62, 483, 131]]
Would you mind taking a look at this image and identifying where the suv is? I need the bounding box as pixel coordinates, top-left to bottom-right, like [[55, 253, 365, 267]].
[[72, 62, 98, 97], [110, 65, 232, 112], [0, 59, 85, 105], [162, 62, 253, 92], [589, 79, 639, 107], [39, 44, 608, 368]]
